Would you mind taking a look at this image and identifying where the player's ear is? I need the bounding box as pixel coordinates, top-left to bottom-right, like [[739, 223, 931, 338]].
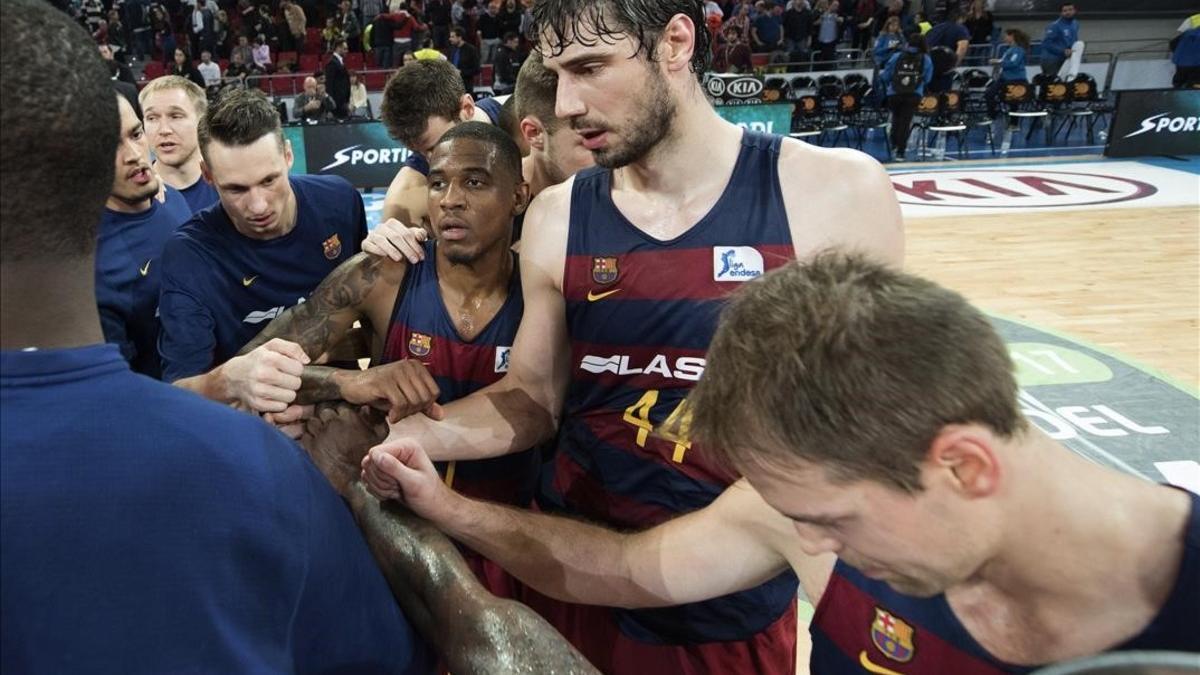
[[459, 94, 476, 122], [512, 180, 531, 216], [520, 116, 545, 151], [659, 12, 697, 74], [924, 424, 1002, 498], [283, 139, 295, 171], [200, 159, 213, 184]]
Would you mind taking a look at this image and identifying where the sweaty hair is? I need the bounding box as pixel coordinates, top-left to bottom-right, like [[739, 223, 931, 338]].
[[688, 253, 1025, 493], [197, 88, 283, 163], [514, 52, 562, 132], [138, 75, 208, 117], [381, 59, 465, 147], [532, 0, 711, 77], [1, 0, 118, 262], [433, 121, 522, 185]]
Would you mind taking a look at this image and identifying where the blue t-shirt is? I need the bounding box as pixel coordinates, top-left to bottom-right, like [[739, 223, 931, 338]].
[[753, 13, 783, 45], [178, 174, 221, 214], [158, 174, 366, 382], [1042, 17, 1079, 59], [0, 344, 433, 674], [925, 20, 970, 52], [401, 96, 504, 177], [96, 185, 192, 378]]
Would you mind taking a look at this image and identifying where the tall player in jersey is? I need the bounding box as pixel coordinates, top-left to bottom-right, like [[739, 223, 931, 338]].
[[238, 122, 536, 588], [140, 76, 220, 214], [363, 254, 1200, 673], [364, 0, 904, 672]]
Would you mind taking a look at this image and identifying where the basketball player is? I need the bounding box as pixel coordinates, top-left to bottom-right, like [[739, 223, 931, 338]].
[[364, 1, 904, 672], [361, 253, 1199, 673], [242, 122, 539, 594], [379, 59, 507, 231], [365, 53, 594, 262], [140, 76, 221, 214], [97, 91, 192, 377], [158, 89, 375, 415]]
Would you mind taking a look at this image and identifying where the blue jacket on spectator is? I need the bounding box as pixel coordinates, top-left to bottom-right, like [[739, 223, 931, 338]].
[[881, 46, 934, 97], [1173, 27, 1200, 67], [1041, 17, 1078, 59], [873, 33, 903, 68], [999, 43, 1027, 81]]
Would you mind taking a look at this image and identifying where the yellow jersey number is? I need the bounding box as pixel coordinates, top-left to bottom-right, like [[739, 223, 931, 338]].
[[621, 390, 694, 463]]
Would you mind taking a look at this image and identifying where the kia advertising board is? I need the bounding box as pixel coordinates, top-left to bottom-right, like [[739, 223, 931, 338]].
[[286, 121, 412, 189], [1105, 89, 1200, 158]]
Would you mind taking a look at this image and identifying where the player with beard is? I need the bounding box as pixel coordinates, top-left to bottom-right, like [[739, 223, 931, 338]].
[[363, 0, 904, 672], [238, 122, 538, 597], [140, 76, 220, 214], [96, 92, 193, 377]]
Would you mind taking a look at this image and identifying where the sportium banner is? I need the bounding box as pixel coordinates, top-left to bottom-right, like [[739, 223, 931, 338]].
[[715, 103, 794, 137], [285, 121, 412, 189], [1105, 89, 1200, 158]]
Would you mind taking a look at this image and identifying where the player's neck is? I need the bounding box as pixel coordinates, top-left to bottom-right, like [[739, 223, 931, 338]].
[[1, 259, 104, 351], [436, 238, 513, 300], [153, 156, 202, 190], [967, 438, 1189, 618], [105, 193, 153, 215], [614, 98, 742, 197], [522, 154, 555, 199]]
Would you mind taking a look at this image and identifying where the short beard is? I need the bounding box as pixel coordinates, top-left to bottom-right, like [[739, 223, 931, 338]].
[[590, 68, 676, 169]]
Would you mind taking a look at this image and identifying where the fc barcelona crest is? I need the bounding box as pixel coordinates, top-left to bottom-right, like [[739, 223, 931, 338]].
[[592, 257, 619, 285], [322, 233, 343, 260], [408, 332, 432, 357], [870, 607, 916, 663]]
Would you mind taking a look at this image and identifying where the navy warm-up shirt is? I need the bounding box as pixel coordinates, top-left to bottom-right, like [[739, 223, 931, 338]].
[[0, 343, 433, 674], [158, 174, 366, 382], [95, 185, 192, 378], [178, 174, 221, 214]]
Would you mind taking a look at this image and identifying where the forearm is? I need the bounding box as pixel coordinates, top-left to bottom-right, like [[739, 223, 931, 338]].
[[345, 484, 599, 674], [171, 365, 232, 403], [294, 365, 348, 405], [395, 378, 557, 461]]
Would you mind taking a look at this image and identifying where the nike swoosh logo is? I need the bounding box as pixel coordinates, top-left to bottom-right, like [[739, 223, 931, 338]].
[[859, 651, 905, 675], [242, 275, 258, 287], [139, 260, 152, 277], [586, 288, 622, 302]]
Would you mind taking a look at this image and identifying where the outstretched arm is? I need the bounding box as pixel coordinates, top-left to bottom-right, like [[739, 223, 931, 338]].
[[299, 407, 598, 674]]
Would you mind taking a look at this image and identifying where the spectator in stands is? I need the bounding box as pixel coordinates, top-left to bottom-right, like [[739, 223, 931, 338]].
[[339, 0, 362, 51], [197, 50, 222, 90], [350, 71, 371, 117], [214, 9, 230, 58], [751, 2, 786, 54], [248, 4, 276, 47], [295, 75, 335, 122], [283, 0, 307, 53], [492, 31, 523, 95], [851, 0, 877, 52], [704, 0, 724, 21], [964, 0, 993, 51], [924, 8, 969, 93], [231, 34, 255, 70], [83, 0, 105, 34], [722, 3, 751, 49], [427, 0, 451, 49], [496, 0, 522, 41], [252, 34, 273, 71], [170, 47, 207, 88], [873, 15, 903, 67], [226, 49, 253, 84], [873, 0, 911, 38], [1171, 26, 1200, 88], [1040, 3, 1079, 77], [783, 0, 812, 56], [127, 0, 152, 62], [151, 4, 174, 63], [986, 28, 1029, 114], [477, 2, 501, 64], [105, 10, 130, 62], [451, 0, 466, 28], [323, 16, 346, 53], [449, 26, 480, 92], [814, 0, 844, 70], [190, 0, 215, 59], [325, 40, 352, 120], [882, 31, 932, 161], [99, 43, 137, 85]]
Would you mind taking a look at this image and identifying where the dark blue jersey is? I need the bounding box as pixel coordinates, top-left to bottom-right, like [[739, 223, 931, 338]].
[[401, 96, 504, 177], [0, 343, 433, 674], [95, 185, 192, 378], [158, 174, 366, 381], [544, 130, 799, 669], [178, 174, 221, 213], [380, 240, 535, 508], [811, 490, 1200, 673]]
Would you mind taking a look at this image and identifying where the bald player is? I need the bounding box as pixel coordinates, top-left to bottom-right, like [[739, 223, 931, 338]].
[[365, 53, 594, 262], [361, 253, 1200, 673], [96, 91, 192, 377], [362, 0, 903, 672], [140, 75, 220, 214]]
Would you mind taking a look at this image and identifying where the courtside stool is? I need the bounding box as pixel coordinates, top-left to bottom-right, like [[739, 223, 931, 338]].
[[789, 94, 824, 143]]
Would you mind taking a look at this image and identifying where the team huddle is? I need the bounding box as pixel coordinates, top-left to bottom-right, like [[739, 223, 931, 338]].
[[1, 1, 1196, 674]]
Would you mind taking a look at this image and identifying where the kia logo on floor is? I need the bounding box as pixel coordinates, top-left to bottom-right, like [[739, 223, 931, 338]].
[[890, 169, 1158, 208]]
